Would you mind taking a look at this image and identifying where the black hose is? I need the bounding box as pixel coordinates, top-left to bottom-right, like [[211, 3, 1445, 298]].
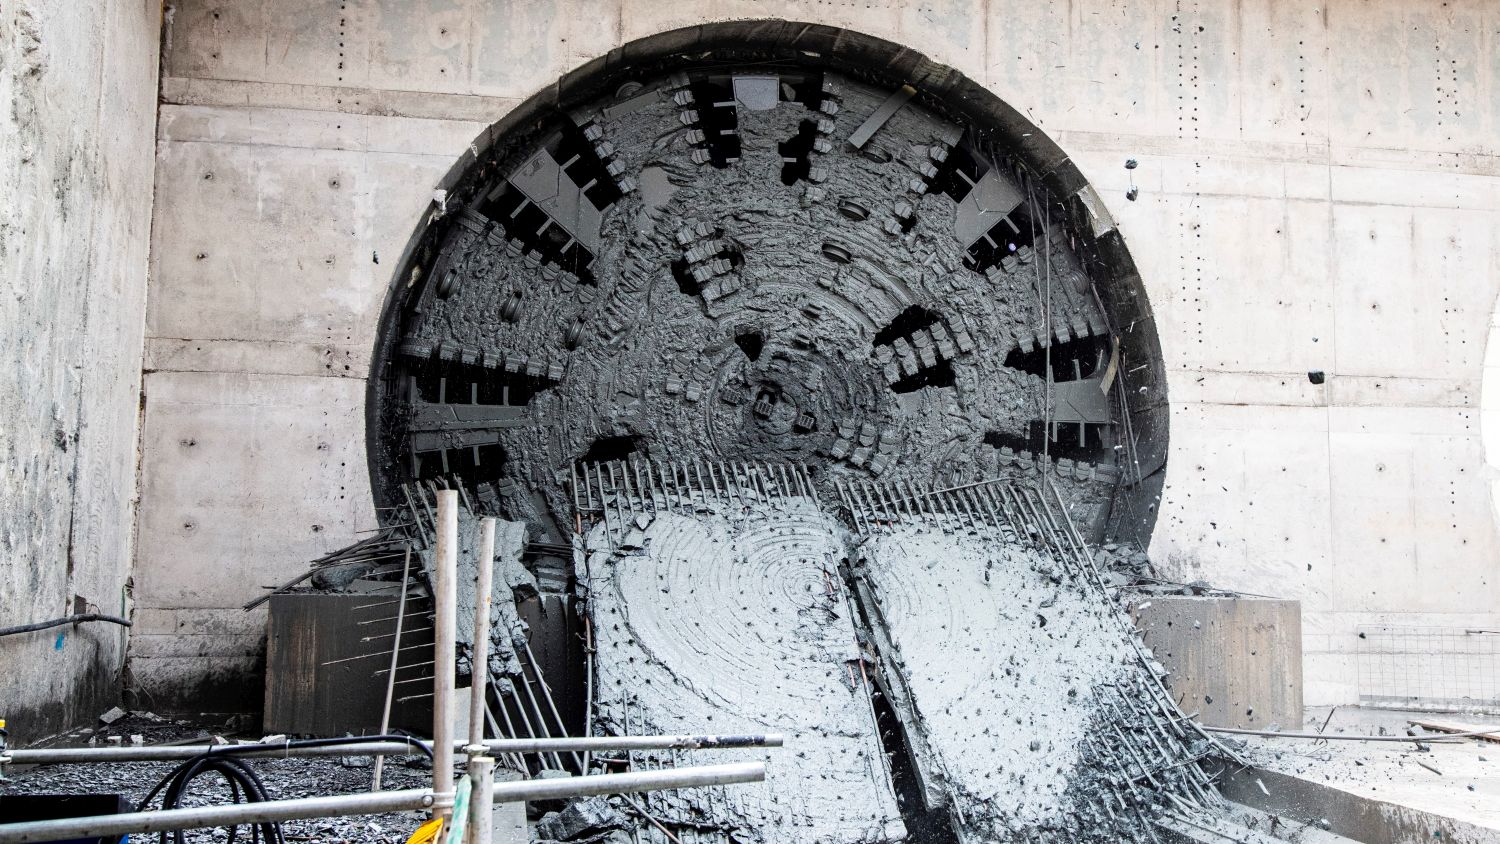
[[0, 613, 132, 637], [137, 735, 433, 844], [140, 754, 283, 844]]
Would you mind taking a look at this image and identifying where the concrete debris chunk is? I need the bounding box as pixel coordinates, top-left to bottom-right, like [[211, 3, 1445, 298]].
[[536, 796, 626, 840], [98, 706, 127, 725]]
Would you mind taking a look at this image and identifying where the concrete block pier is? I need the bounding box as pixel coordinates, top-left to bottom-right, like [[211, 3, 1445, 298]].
[[1133, 596, 1304, 730]]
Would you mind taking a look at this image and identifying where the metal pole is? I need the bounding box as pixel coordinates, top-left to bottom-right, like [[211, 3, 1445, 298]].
[[465, 754, 494, 844], [4, 742, 425, 765], [523, 638, 583, 770], [470, 517, 496, 748], [477, 733, 783, 753], [465, 516, 496, 844], [512, 655, 566, 770], [0, 786, 440, 844], [483, 697, 527, 772], [0, 763, 766, 844], [372, 545, 413, 791], [582, 615, 594, 774], [3, 734, 785, 766], [433, 488, 459, 816], [494, 760, 764, 812]]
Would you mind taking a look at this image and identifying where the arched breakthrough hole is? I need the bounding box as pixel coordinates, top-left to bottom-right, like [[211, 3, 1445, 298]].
[[369, 36, 1171, 843]]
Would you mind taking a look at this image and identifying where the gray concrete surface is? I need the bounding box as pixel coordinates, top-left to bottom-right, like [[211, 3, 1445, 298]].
[[584, 494, 906, 843], [0, 0, 161, 742], [571, 462, 1222, 840], [1133, 596, 1304, 730], [858, 527, 1167, 840], [1228, 706, 1500, 841], [128, 0, 1500, 710]]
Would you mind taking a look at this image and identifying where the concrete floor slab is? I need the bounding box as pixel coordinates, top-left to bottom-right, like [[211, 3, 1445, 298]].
[[1231, 706, 1500, 839]]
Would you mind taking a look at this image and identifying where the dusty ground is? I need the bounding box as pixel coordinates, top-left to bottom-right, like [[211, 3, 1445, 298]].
[[0, 713, 436, 843], [1239, 706, 1500, 832]]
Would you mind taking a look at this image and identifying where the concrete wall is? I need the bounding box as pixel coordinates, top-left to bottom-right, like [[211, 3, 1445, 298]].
[[1132, 597, 1303, 730], [0, 0, 161, 740], [136, 0, 1500, 709]]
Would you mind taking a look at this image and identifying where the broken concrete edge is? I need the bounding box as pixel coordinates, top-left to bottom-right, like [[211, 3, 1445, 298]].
[[1222, 763, 1500, 843], [363, 18, 1166, 531]]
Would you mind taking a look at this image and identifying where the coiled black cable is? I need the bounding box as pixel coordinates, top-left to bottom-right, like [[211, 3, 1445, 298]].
[[137, 735, 433, 843], [139, 753, 283, 844]]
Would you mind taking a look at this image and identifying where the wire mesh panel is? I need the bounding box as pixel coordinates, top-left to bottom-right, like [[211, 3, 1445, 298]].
[[1356, 626, 1500, 713]]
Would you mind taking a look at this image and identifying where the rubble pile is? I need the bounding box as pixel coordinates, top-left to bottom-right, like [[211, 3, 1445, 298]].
[[573, 462, 1225, 842]]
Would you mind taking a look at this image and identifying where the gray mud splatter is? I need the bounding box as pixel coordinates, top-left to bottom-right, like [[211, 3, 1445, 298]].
[[858, 528, 1133, 839], [574, 466, 1224, 843], [584, 495, 905, 843]]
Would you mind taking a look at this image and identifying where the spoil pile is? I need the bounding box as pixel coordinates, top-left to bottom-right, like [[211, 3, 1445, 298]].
[[573, 464, 1228, 842], [584, 496, 906, 843], [845, 511, 1230, 842], [858, 529, 1134, 837]]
